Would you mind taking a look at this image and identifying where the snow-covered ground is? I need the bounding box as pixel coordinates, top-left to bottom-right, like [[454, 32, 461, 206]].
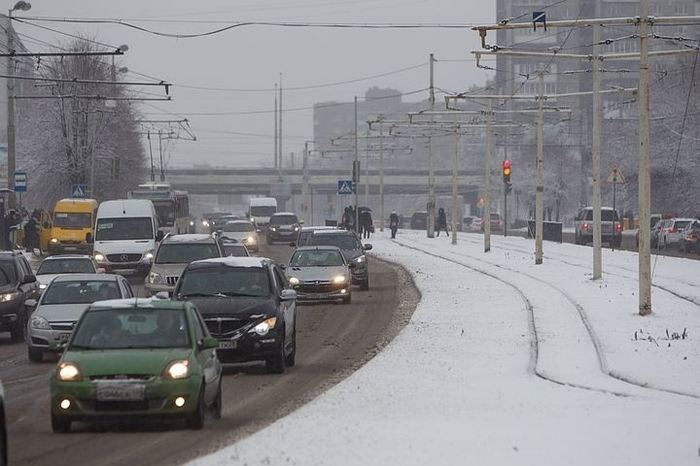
[[191, 230, 700, 466]]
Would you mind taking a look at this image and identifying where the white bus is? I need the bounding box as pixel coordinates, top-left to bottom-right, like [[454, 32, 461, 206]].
[[128, 183, 190, 234]]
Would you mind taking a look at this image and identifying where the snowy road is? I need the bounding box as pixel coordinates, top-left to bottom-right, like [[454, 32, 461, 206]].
[[193, 230, 700, 466]]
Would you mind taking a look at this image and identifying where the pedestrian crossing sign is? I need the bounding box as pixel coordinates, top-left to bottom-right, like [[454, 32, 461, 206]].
[[337, 180, 354, 195], [72, 184, 88, 198]]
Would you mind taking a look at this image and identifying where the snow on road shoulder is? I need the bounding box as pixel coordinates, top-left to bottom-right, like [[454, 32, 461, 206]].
[[191, 231, 700, 466]]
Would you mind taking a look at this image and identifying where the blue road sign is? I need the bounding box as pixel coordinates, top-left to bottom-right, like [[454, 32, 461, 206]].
[[533, 11, 547, 30], [71, 184, 88, 198], [14, 171, 27, 193], [337, 180, 354, 195]]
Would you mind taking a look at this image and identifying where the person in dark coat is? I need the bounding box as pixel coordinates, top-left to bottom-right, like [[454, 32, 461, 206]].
[[24, 215, 39, 253], [436, 207, 449, 237], [359, 209, 373, 239], [389, 211, 400, 239]]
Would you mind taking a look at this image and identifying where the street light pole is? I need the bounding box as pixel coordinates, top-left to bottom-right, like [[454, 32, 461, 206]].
[[302, 141, 309, 224], [379, 120, 385, 232], [427, 53, 436, 238], [354, 96, 359, 234], [638, 0, 652, 315], [592, 0, 603, 280], [451, 114, 459, 245], [535, 72, 545, 265], [484, 99, 493, 253]]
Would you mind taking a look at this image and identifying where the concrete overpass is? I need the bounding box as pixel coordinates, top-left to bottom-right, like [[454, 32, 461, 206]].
[[167, 167, 481, 197]]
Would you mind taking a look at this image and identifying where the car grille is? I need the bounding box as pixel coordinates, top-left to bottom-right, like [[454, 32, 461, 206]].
[[204, 317, 252, 338], [90, 375, 154, 381], [297, 282, 338, 293], [61, 240, 81, 245], [107, 254, 142, 263], [93, 400, 151, 412], [49, 321, 75, 331], [166, 276, 179, 286]]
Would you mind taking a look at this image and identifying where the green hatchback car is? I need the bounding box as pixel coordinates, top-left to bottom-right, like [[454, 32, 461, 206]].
[[49, 298, 223, 433]]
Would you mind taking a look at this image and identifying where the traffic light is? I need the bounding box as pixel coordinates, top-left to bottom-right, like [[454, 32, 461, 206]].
[[502, 160, 512, 194]]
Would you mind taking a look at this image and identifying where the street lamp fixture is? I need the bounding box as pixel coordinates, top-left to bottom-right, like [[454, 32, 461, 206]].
[[11, 1, 31, 12]]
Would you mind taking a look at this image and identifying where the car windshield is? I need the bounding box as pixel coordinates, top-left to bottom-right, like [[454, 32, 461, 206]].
[[178, 265, 270, 298], [153, 200, 176, 227], [223, 244, 249, 257], [37, 259, 95, 275], [42, 280, 120, 305], [308, 234, 361, 250], [297, 231, 313, 246], [54, 212, 91, 228], [0, 260, 17, 286], [250, 206, 276, 217], [155, 243, 219, 264], [270, 215, 298, 225], [95, 218, 153, 241], [223, 222, 255, 232], [290, 250, 344, 267], [71, 308, 190, 350]]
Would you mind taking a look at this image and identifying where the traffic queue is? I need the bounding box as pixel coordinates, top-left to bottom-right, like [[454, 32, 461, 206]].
[[0, 189, 373, 436]]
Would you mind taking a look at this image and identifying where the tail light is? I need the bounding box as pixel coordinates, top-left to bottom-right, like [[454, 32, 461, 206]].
[[582, 223, 590, 232], [615, 223, 622, 233]]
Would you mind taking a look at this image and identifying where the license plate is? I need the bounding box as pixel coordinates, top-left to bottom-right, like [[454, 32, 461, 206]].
[[64, 246, 77, 251], [96, 382, 146, 401], [218, 340, 237, 350]]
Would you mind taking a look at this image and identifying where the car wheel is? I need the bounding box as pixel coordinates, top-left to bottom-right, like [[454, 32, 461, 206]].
[[265, 332, 286, 374], [10, 307, 26, 343], [27, 346, 43, 363], [186, 385, 206, 430], [210, 379, 222, 420], [284, 323, 296, 368], [360, 278, 369, 291], [51, 412, 71, 433]]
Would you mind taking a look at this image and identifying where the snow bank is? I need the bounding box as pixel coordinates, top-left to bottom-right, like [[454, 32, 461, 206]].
[[191, 230, 700, 466]]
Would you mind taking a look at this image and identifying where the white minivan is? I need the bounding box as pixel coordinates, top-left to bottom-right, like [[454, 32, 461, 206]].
[[92, 199, 164, 275], [248, 197, 278, 230]]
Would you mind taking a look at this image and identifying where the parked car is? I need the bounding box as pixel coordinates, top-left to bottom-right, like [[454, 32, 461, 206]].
[[220, 220, 258, 253], [306, 230, 372, 290], [286, 246, 353, 304], [657, 218, 695, 249], [679, 221, 700, 253], [574, 207, 622, 247], [26, 274, 134, 362], [0, 251, 40, 342], [481, 212, 504, 232], [145, 234, 224, 297], [266, 213, 302, 244], [174, 257, 297, 374], [462, 215, 481, 232], [221, 239, 250, 257], [410, 211, 428, 230], [0, 379, 6, 466], [49, 298, 222, 432], [35, 255, 102, 292]]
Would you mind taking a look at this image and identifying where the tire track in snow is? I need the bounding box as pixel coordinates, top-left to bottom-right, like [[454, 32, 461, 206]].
[[394, 236, 700, 402]]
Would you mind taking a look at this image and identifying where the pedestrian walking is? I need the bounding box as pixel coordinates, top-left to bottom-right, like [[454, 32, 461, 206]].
[[389, 211, 400, 239], [24, 215, 39, 254], [436, 207, 449, 237], [360, 209, 373, 239]]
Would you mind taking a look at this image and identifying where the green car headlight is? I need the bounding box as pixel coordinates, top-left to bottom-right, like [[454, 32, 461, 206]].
[[58, 362, 82, 382], [164, 360, 189, 380]]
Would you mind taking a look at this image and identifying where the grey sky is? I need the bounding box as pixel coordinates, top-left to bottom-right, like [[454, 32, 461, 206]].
[[11, 0, 495, 168]]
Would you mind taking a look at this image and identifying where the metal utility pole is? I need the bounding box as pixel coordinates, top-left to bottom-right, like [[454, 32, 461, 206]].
[[591, 0, 603, 280], [638, 0, 652, 315], [274, 84, 278, 169], [6, 13, 15, 206], [364, 127, 370, 207], [379, 121, 385, 232], [535, 72, 545, 265], [427, 53, 436, 239], [278, 75, 283, 176], [451, 114, 459, 245], [302, 141, 310, 224], [484, 99, 493, 252], [354, 96, 359, 233], [147, 131, 156, 182], [158, 130, 165, 182]]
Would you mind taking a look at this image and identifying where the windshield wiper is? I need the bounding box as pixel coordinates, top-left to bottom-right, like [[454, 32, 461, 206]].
[[179, 292, 227, 298], [219, 291, 263, 298]]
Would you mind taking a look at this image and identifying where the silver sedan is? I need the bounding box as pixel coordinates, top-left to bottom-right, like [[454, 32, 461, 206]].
[[285, 246, 353, 304]]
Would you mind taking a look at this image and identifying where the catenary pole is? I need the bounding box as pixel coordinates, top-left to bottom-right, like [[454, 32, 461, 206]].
[[354, 96, 359, 234], [484, 99, 493, 253], [451, 114, 459, 245], [535, 72, 545, 265], [379, 120, 385, 232], [274, 84, 278, 170], [638, 0, 652, 315], [427, 53, 436, 238], [592, 0, 603, 279]]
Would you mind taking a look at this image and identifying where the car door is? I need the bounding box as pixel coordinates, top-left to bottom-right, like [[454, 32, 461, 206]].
[[119, 277, 134, 298], [272, 265, 295, 344], [17, 257, 39, 300], [190, 307, 220, 401]]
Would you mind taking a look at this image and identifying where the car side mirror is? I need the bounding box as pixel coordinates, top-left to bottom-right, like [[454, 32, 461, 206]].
[[280, 289, 297, 301], [85, 232, 94, 243], [280, 264, 287, 270], [289, 242, 297, 248], [155, 291, 171, 300], [24, 298, 37, 308], [363, 244, 373, 251], [200, 336, 219, 350], [156, 231, 165, 242], [299, 220, 305, 225], [22, 274, 36, 284]]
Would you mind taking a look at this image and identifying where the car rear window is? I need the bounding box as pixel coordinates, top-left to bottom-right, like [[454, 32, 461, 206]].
[[583, 210, 619, 221], [155, 243, 220, 264], [43, 280, 120, 305]]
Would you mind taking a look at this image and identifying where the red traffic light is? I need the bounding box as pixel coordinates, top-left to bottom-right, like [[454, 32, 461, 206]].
[[502, 160, 512, 177]]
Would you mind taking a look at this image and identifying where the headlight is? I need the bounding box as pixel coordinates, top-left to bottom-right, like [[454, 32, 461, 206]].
[[94, 252, 106, 262], [288, 277, 300, 286], [164, 360, 189, 380], [58, 362, 82, 382], [149, 272, 163, 284], [333, 275, 347, 284], [354, 255, 366, 264], [189, 221, 195, 226], [246, 236, 256, 244], [143, 251, 155, 261], [270, 227, 277, 232], [50, 238, 59, 244], [39, 283, 48, 290], [251, 317, 277, 336], [293, 226, 300, 232], [31, 315, 51, 329], [250, 217, 256, 224], [202, 220, 210, 227], [1, 292, 19, 302]]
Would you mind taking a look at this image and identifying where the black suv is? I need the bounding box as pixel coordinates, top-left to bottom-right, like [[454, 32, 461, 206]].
[[174, 257, 297, 373], [0, 252, 40, 341], [306, 230, 372, 290], [267, 213, 301, 244]]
